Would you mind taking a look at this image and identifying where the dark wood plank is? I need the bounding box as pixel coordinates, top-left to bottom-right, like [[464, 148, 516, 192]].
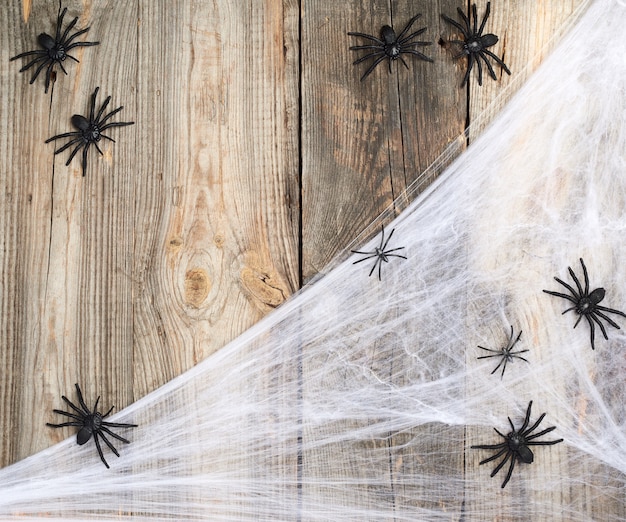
[[301, 0, 465, 283]]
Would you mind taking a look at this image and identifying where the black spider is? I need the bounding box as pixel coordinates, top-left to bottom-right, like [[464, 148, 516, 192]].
[[45, 86, 134, 177], [351, 226, 407, 281], [47, 383, 138, 468], [10, 5, 99, 93], [477, 325, 529, 379], [441, 2, 511, 87], [472, 401, 563, 488], [543, 258, 626, 350], [348, 14, 433, 82]]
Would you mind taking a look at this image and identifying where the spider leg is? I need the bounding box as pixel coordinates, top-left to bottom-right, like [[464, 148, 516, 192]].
[[347, 32, 385, 45], [89, 87, 100, 121], [101, 426, 132, 444], [542, 289, 578, 304], [461, 54, 474, 88], [589, 313, 609, 339], [16, 55, 49, 73], [384, 253, 407, 260], [471, 3, 479, 35], [99, 121, 134, 134], [521, 410, 545, 437], [81, 144, 90, 177], [489, 450, 512, 478], [62, 53, 81, 64], [475, 54, 484, 85], [477, 447, 508, 465], [103, 420, 139, 429], [395, 14, 421, 41], [579, 258, 590, 295], [586, 315, 597, 350], [482, 49, 511, 76], [59, 15, 79, 44], [368, 258, 381, 278], [359, 55, 387, 81], [352, 50, 385, 65], [398, 56, 409, 71], [55, 7, 68, 42], [477, 1, 491, 36], [66, 39, 100, 51], [46, 421, 83, 428], [27, 58, 52, 85], [441, 14, 469, 40], [525, 425, 557, 441], [399, 27, 428, 45], [10, 49, 48, 61], [52, 137, 83, 155], [92, 433, 110, 468], [349, 44, 386, 51], [57, 61, 69, 76], [380, 227, 394, 250], [73, 384, 92, 414], [456, 7, 472, 35], [488, 356, 505, 377], [402, 49, 434, 63], [44, 62, 57, 93], [566, 265, 585, 297], [95, 96, 113, 124], [471, 441, 506, 451], [518, 401, 534, 433], [60, 394, 88, 417], [499, 452, 517, 488], [572, 312, 583, 329], [476, 346, 502, 356], [351, 253, 378, 263], [478, 52, 497, 81], [94, 142, 105, 156], [595, 306, 626, 321], [64, 142, 85, 166], [50, 409, 83, 421]]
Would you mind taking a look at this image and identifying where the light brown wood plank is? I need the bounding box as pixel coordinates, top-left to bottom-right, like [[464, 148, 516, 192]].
[[132, 0, 300, 400]]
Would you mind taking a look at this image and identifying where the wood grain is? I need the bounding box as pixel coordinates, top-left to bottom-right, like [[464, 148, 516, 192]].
[[0, 2, 605, 518]]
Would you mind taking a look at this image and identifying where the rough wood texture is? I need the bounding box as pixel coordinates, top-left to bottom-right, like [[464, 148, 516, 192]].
[[0, 0, 587, 514]]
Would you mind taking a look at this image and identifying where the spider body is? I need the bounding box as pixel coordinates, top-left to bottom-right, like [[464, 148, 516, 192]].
[[10, 6, 99, 93], [45, 87, 134, 177], [543, 258, 626, 350], [351, 226, 407, 281], [441, 2, 510, 87], [348, 14, 433, 81], [477, 325, 529, 379], [47, 383, 138, 468], [472, 401, 563, 488]]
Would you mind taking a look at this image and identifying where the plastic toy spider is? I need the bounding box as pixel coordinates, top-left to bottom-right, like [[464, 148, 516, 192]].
[[543, 258, 626, 350], [10, 5, 99, 93], [45, 86, 134, 177], [47, 383, 138, 468], [351, 226, 407, 281], [441, 2, 510, 87], [477, 325, 529, 379], [348, 14, 433, 81], [472, 401, 563, 488]]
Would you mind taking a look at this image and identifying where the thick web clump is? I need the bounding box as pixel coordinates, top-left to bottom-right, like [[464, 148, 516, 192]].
[[1, 0, 625, 520]]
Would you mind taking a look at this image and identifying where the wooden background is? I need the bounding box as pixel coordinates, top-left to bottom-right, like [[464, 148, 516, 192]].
[[0, 0, 584, 483]]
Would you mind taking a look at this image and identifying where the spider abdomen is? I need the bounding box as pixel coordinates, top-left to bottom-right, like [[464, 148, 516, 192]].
[[77, 412, 103, 445]]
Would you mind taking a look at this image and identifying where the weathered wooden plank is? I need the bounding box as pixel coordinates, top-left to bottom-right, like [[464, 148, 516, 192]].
[[300, 0, 467, 517], [301, 0, 465, 282], [132, 0, 300, 398], [467, 0, 586, 136]]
